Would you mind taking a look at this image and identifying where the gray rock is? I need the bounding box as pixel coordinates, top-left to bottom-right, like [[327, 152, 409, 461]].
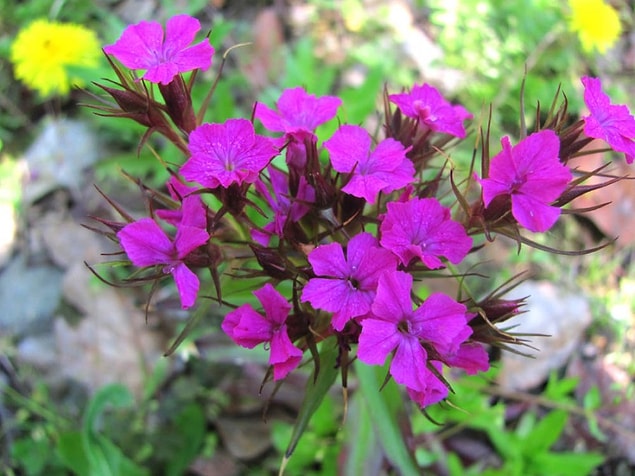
[[497, 280, 592, 390], [0, 254, 63, 338], [23, 117, 100, 203], [16, 334, 58, 371]]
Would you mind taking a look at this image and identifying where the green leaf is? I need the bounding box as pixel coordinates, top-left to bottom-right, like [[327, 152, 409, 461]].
[[166, 403, 206, 476], [338, 67, 384, 125], [583, 385, 602, 411], [142, 357, 169, 403], [283, 38, 337, 95], [83, 384, 134, 437], [310, 395, 338, 437], [87, 434, 148, 476], [164, 280, 220, 356], [81, 384, 145, 476], [57, 431, 91, 475], [522, 410, 567, 454], [283, 339, 339, 464], [342, 394, 383, 476], [11, 436, 52, 475], [354, 361, 420, 476], [529, 451, 605, 476], [487, 424, 520, 461], [583, 385, 608, 441], [543, 372, 579, 401], [273, 422, 322, 473]]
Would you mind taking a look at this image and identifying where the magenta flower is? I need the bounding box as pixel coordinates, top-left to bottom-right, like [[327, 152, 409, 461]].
[[255, 87, 341, 167], [180, 119, 278, 189], [324, 125, 414, 203], [444, 342, 490, 375], [222, 283, 302, 380], [252, 166, 315, 246], [406, 362, 449, 407], [155, 176, 207, 228], [117, 217, 210, 309], [301, 232, 398, 331], [389, 83, 472, 138], [357, 271, 472, 406], [380, 197, 472, 268], [478, 130, 572, 232], [582, 76, 635, 164], [103, 14, 214, 85], [255, 86, 342, 139]]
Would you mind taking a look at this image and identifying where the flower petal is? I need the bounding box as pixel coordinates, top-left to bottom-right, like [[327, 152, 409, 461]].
[[171, 262, 200, 309], [117, 218, 173, 267]]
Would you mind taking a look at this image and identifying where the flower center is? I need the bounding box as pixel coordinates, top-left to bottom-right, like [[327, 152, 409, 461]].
[[413, 101, 436, 122]]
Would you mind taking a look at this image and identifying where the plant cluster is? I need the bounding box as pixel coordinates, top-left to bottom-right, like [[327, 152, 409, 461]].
[[82, 12, 635, 457]]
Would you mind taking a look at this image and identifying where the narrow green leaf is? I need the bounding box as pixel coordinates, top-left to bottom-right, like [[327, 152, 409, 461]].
[[283, 339, 339, 462], [354, 361, 420, 476], [81, 383, 135, 476], [166, 403, 206, 476], [164, 280, 219, 356], [83, 384, 134, 437], [342, 394, 382, 476]]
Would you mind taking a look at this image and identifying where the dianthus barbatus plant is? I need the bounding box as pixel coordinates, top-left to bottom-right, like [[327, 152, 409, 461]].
[[86, 13, 634, 472]]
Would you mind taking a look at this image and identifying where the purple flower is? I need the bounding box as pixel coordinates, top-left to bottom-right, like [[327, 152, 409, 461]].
[[582, 76, 635, 164], [380, 197, 472, 268], [117, 217, 210, 309], [155, 176, 207, 228], [301, 232, 398, 331], [406, 362, 449, 407], [103, 14, 214, 85], [222, 283, 302, 380], [357, 271, 472, 406], [180, 119, 278, 189], [252, 166, 315, 245], [324, 125, 414, 203], [444, 342, 490, 375], [478, 130, 572, 232], [255, 87, 342, 138], [389, 83, 472, 138], [255, 87, 341, 167]]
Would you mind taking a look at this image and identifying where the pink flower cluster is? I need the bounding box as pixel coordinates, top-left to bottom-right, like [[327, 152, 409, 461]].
[[98, 14, 635, 410]]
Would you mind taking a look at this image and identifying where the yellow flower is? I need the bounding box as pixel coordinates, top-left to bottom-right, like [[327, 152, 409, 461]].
[[10, 19, 101, 96], [568, 0, 622, 54]]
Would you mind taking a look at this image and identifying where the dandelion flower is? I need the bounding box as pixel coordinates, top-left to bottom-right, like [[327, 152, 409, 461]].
[[10, 19, 101, 96], [568, 0, 622, 54]]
